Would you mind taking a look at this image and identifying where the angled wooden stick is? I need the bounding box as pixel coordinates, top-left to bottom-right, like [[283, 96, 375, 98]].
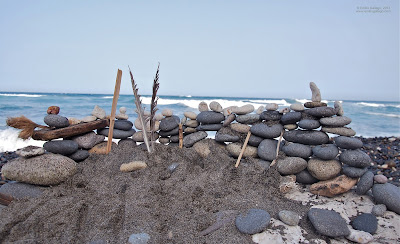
[[235, 131, 251, 168], [107, 69, 122, 154], [270, 129, 284, 167], [179, 123, 183, 148]]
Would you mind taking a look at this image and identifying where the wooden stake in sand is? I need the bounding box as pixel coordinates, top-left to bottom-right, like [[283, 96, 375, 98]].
[[106, 69, 122, 154], [179, 123, 183, 148], [270, 130, 284, 167], [235, 131, 251, 168]]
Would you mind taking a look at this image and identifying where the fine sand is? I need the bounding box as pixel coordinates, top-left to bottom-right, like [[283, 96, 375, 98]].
[[0, 139, 327, 243]]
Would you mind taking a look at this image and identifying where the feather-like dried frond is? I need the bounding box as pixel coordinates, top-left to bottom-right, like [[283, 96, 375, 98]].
[[150, 63, 160, 151], [6, 116, 48, 139], [129, 66, 151, 152]]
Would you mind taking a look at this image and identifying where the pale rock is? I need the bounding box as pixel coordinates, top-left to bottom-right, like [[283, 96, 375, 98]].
[[162, 109, 173, 117], [92, 105, 106, 119], [256, 106, 265, 114], [265, 103, 278, 111], [158, 137, 170, 144], [184, 111, 197, 120], [232, 104, 254, 115], [226, 143, 258, 158], [154, 113, 164, 121], [334, 101, 344, 116], [223, 106, 239, 116], [307, 159, 341, 180], [181, 116, 187, 124], [284, 124, 298, 130], [290, 103, 305, 112], [16, 146, 45, 158], [132, 131, 159, 142], [279, 175, 297, 193], [116, 113, 129, 120], [82, 116, 97, 123], [310, 175, 358, 197], [310, 82, 321, 102], [193, 142, 211, 157], [120, 161, 147, 172], [279, 107, 290, 114], [209, 101, 223, 112], [185, 120, 199, 128], [198, 101, 209, 112], [68, 117, 81, 125], [184, 127, 197, 134], [230, 123, 250, 133], [346, 229, 374, 244]]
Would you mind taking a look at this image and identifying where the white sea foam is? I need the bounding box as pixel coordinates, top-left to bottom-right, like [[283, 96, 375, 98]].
[[295, 99, 330, 104], [357, 102, 400, 108], [248, 99, 290, 106], [0, 128, 45, 152], [102, 96, 114, 99], [0, 93, 44, 98], [365, 112, 400, 118]]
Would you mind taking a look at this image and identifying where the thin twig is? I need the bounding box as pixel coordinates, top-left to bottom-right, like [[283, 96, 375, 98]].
[[129, 66, 151, 153], [150, 63, 160, 152], [235, 131, 251, 168], [270, 129, 284, 167], [179, 123, 183, 148]]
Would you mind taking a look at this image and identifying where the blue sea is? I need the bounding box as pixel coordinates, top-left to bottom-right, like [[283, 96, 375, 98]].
[[0, 92, 399, 152]]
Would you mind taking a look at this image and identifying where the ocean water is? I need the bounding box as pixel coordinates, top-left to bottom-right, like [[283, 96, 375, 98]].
[[0, 92, 399, 152]]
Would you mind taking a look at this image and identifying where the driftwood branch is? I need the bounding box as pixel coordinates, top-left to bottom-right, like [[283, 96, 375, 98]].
[[129, 66, 151, 153], [107, 69, 122, 154], [150, 63, 160, 152], [6, 116, 49, 139]]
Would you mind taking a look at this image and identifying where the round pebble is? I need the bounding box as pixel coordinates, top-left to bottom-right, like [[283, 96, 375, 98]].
[[265, 103, 278, 111], [290, 103, 304, 112], [312, 144, 339, 160], [198, 102, 209, 112], [278, 210, 300, 226], [235, 209, 271, 234], [351, 213, 377, 234], [371, 204, 387, 216], [162, 109, 173, 117], [307, 159, 341, 181], [209, 101, 223, 112], [374, 174, 388, 184], [277, 157, 308, 175]]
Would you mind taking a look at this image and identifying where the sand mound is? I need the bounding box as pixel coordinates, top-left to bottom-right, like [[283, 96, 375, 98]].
[[0, 140, 324, 243]]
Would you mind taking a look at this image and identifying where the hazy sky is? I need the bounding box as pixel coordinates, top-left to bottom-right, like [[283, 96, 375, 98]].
[[0, 0, 398, 101]]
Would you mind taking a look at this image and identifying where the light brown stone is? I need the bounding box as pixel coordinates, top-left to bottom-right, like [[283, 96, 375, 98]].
[[226, 143, 257, 158], [310, 175, 357, 197], [88, 141, 117, 154], [279, 175, 297, 193], [193, 142, 211, 157], [230, 123, 250, 133], [47, 106, 60, 115]]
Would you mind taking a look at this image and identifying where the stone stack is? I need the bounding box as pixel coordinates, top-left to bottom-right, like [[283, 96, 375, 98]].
[[98, 119, 135, 140], [157, 109, 180, 145]]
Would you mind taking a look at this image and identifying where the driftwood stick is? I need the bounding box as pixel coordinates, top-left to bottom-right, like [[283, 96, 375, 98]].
[[235, 131, 251, 168], [0, 192, 13, 206], [270, 130, 284, 167], [107, 69, 122, 154], [178, 123, 183, 148], [32, 119, 109, 141]]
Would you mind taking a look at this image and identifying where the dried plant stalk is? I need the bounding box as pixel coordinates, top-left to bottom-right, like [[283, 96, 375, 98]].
[[6, 116, 48, 139], [129, 67, 151, 153], [270, 129, 284, 167], [149, 63, 160, 151]]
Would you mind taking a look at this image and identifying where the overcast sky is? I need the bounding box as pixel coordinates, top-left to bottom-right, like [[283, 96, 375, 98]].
[[0, 0, 398, 101]]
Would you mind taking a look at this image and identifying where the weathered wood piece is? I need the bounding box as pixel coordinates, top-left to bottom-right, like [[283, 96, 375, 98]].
[[32, 119, 109, 141], [107, 69, 122, 154]]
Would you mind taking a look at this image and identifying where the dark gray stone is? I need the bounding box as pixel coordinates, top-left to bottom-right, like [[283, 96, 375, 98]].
[[235, 114, 260, 124], [197, 124, 223, 131], [372, 183, 400, 214], [339, 149, 372, 168], [296, 169, 319, 184], [282, 143, 312, 159], [334, 136, 363, 149], [235, 209, 271, 234], [342, 166, 368, 178], [312, 144, 339, 160], [159, 115, 180, 131], [260, 111, 282, 121], [351, 213, 377, 234], [97, 128, 135, 139], [283, 130, 329, 145], [305, 107, 337, 118], [44, 140, 78, 155], [277, 157, 308, 175], [371, 204, 387, 216], [320, 116, 352, 127], [248, 134, 264, 147], [250, 123, 283, 139], [257, 139, 278, 161], [215, 132, 240, 142], [68, 149, 89, 162], [159, 126, 180, 137], [298, 119, 320, 130], [170, 135, 179, 143], [356, 171, 374, 195], [183, 131, 208, 147], [114, 120, 133, 131], [308, 208, 350, 237], [280, 112, 302, 125], [196, 111, 225, 124], [44, 114, 70, 128], [0, 182, 43, 199]]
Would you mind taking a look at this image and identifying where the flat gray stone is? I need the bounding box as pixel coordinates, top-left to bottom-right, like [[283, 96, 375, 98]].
[[308, 208, 350, 237], [16, 146, 45, 158], [277, 157, 308, 175], [321, 127, 356, 136], [320, 116, 352, 127], [44, 114, 70, 128], [351, 213, 377, 234], [158, 127, 180, 137], [250, 123, 283, 139], [305, 107, 337, 118], [280, 112, 302, 125], [298, 119, 320, 130], [183, 131, 207, 147], [0, 182, 43, 199], [114, 120, 133, 131], [44, 140, 78, 155], [196, 111, 225, 124], [72, 131, 105, 149], [334, 136, 363, 149], [342, 166, 368, 178], [312, 144, 339, 160], [197, 124, 222, 131], [257, 139, 278, 161], [356, 171, 374, 195], [260, 111, 282, 121], [68, 149, 89, 162], [215, 132, 240, 143], [235, 209, 271, 234], [97, 128, 135, 139], [372, 183, 400, 214], [296, 169, 319, 184], [282, 143, 312, 159], [340, 149, 371, 168], [283, 130, 329, 145], [235, 114, 260, 124], [159, 115, 180, 131], [278, 210, 300, 226]]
